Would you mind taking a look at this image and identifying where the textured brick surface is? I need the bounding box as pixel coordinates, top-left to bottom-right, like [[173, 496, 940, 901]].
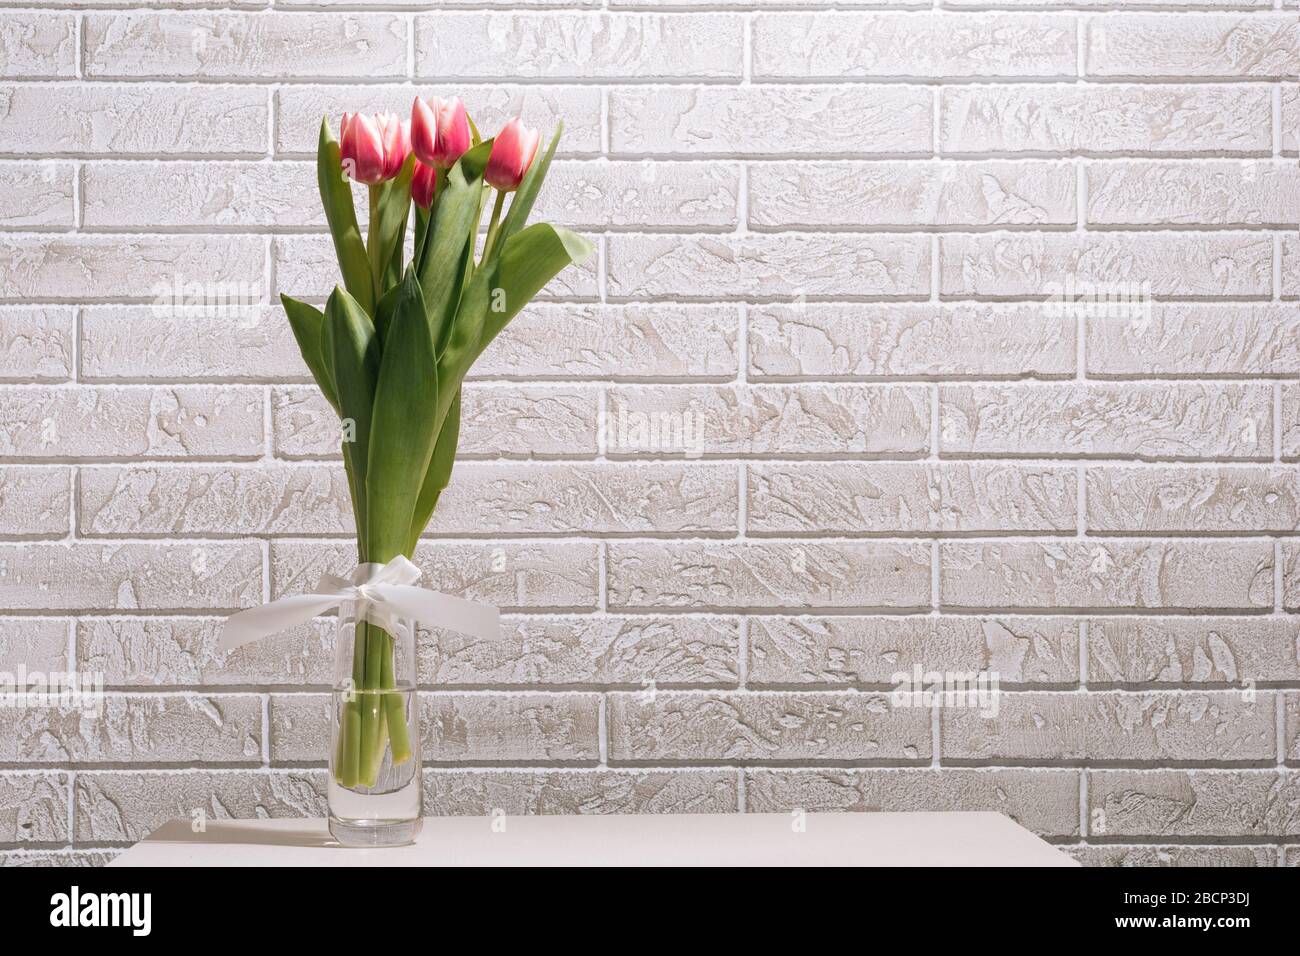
[[608, 692, 931, 763], [745, 768, 1079, 837], [1088, 771, 1300, 837], [748, 616, 1079, 686], [1, 4, 1295, 867], [943, 692, 1275, 762]]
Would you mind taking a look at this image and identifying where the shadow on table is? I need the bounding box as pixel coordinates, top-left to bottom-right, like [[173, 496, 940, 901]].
[[145, 819, 339, 849]]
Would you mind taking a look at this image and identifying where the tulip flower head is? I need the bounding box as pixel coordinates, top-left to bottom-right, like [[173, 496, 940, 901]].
[[412, 161, 438, 210], [411, 96, 471, 171], [340, 111, 409, 185], [484, 118, 540, 193]]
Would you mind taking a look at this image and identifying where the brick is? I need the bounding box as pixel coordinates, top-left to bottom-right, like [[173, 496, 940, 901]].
[[607, 541, 931, 610], [427, 462, 738, 535], [0, 618, 69, 672], [0, 694, 263, 764], [1284, 383, 1300, 459], [940, 232, 1272, 298], [1284, 84, 1298, 153], [0, 307, 72, 381], [81, 305, 307, 382], [0, 385, 264, 459], [0, 542, 263, 611], [275, 233, 597, 302], [749, 160, 1075, 229], [0, 13, 76, 78], [746, 768, 1078, 837], [276, 85, 602, 157], [0, 850, 118, 867], [610, 86, 932, 157], [535, 160, 740, 230], [1287, 693, 1300, 760], [425, 769, 738, 815], [1283, 232, 1300, 298], [268, 693, 601, 764], [748, 616, 1079, 685], [0, 773, 68, 843], [84, 13, 407, 79], [0, 163, 74, 227], [1, 234, 265, 302], [606, 384, 929, 458], [612, 0, 923, 5], [1086, 15, 1300, 79], [943, 691, 1275, 762], [415, 13, 742, 80], [79, 464, 353, 536], [1070, 845, 1276, 867], [946, 0, 1269, 6], [1086, 160, 1300, 226], [272, 384, 599, 460], [608, 691, 931, 763], [1286, 544, 1300, 610], [1088, 617, 1300, 685], [473, 303, 738, 381], [748, 462, 1076, 534], [1088, 466, 1300, 533], [608, 234, 929, 300], [940, 383, 1273, 460], [0, 466, 70, 537], [422, 614, 739, 686], [747, 302, 1074, 380], [82, 161, 321, 230], [753, 13, 1075, 79], [940, 541, 1275, 611], [1086, 304, 1300, 376], [74, 770, 325, 842], [0, 83, 268, 156], [1089, 770, 1300, 836], [78, 616, 334, 687], [271, 540, 600, 611], [941, 84, 1272, 155]]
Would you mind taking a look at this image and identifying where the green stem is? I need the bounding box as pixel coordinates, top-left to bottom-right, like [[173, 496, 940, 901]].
[[381, 633, 412, 764], [359, 619, 386, 786], [479, 189, 507, 266], [366, 183, 384, 298]]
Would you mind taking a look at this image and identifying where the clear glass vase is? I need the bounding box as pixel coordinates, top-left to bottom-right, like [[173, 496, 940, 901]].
[[327, 598, 422, 847]]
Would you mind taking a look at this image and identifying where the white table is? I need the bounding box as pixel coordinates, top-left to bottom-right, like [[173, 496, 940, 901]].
[[110, 812, 1078, 867]]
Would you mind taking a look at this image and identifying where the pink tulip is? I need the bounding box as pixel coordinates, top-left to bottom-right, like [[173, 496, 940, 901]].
[[339, 112, 409, 185], [412, 160, 438, 210], [411, 96, 471, 171], [484, 118, 540, 192]]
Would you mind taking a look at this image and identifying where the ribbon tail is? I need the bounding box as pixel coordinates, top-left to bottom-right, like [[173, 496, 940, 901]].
[[370, 584, 500, 640], [219, 593, 346, 653]]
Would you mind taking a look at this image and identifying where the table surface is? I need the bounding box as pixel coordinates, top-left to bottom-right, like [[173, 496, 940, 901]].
[[110, 812, 1078, 867]]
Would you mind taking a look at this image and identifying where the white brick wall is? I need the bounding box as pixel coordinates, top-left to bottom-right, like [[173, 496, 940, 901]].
[[0, 2, 1297, 868]]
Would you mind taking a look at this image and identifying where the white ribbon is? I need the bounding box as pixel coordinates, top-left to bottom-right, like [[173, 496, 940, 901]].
[[218, 555, 500, 654]]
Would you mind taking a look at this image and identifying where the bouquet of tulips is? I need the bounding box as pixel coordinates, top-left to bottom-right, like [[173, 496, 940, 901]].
[[285, 98, 591, 789]]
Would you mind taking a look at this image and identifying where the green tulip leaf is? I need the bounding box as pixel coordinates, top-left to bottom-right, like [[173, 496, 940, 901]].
[[368, 154, 415, 296], [280, 294, 337, 412], [317, 119, 375, 315], [366, 269, 440, 563], [475, 223, 594, 362], [406, 388, 460, 555], [326, 286, 380, 556], [416, 139, 493, 349]]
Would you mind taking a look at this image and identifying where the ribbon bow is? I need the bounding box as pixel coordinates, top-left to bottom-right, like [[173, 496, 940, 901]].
[[219, 555, 499, 653]]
